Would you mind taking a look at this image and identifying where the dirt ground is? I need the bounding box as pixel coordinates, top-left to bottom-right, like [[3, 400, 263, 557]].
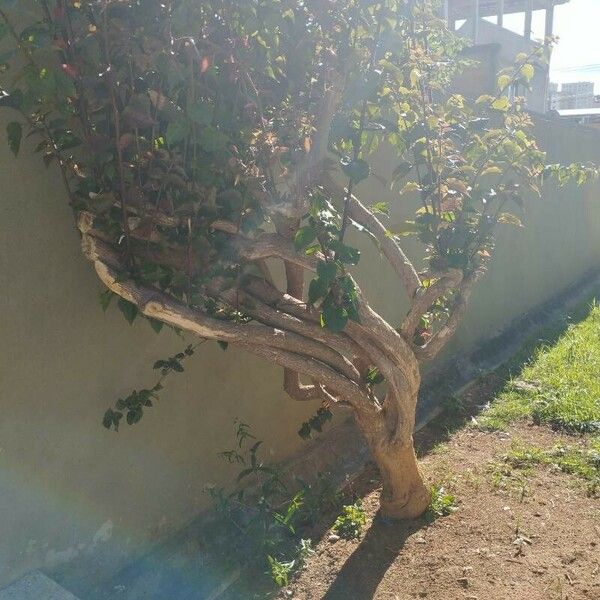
[[276, 382, 600, 600]]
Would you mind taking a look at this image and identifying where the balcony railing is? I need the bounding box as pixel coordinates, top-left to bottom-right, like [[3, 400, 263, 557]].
[[444, 0, 568, 42]]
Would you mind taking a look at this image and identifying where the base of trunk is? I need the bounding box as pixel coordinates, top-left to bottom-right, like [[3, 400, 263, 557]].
[[373, 441, 430, 520]]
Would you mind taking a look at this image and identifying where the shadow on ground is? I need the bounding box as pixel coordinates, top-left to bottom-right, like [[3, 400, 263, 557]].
[[321, 517, 424, 600]]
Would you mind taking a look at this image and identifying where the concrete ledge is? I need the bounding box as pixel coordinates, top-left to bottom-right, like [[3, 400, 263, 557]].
[[0, 572, 80, 600]]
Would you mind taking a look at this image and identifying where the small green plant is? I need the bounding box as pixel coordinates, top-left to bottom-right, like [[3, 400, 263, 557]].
[[295, 471, 343, 525], [207, 423, 340, 589], [267, 555, 294, 588], [428, 485, 458, 518], [333, 501, 367, 539], [267, 538, 315, 587]]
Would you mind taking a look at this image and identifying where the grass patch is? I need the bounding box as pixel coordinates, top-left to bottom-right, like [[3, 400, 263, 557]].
[[490, 439, 600, 497], [479, 303, 600, 432]]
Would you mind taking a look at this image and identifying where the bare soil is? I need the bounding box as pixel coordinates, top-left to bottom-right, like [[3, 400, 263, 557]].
[[277, 381, 600, 600]]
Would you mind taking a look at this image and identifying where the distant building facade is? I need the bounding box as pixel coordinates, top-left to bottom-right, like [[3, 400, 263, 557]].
[[548, 82, 599, 111], [445, 1, 568, 114], [553, 108, 600, 129]]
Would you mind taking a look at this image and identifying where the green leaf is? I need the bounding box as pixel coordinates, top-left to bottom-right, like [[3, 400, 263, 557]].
[[481, 166, 502, 176], [188, 100, 214, 125], [340, 157, 370, 184], [308, 277, 328, 305], [294, 225, 318, 250], [148, 317, 164, 334], [99, 289, 114, 312], [102, 409, 114, 430], [329, 240, 360, 265], [103, 408, 122, 431], [497, 212, 523, 227], [364, 367, 385, 385], [298, 422, 312, 439], [321, 302, 348, 332], [166, 118, 188, 144], [316, 261, 337, 285], [371, 201, 390, 217], [409, 68, 421, 88], [126, 406, 143, 425], [520, 63, 534, 82], [496, 74, 511, 91], [218, 340, 229, 351], [118, 298, 138, 325], [491, 96, 510, 112], [6, 121, 21, 156]]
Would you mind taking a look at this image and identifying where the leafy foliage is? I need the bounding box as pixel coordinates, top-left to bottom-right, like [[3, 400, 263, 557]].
[[0, 0, 593, 346], [206, 422, 339, 587], [298, 406, 333, 440], [103, 342, 199, 430]]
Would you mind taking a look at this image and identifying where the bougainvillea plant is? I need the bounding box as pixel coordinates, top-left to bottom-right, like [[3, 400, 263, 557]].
[[0, 0, 595, 518]]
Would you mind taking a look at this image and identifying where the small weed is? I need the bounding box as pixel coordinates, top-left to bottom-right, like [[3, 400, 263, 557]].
[[333, 501, 367, 539], [503, 443, 545, 469], [461, 470, 483, 491], [295, 471, 343, 524], [267, 538, 315, 587], [427, 484, 458, 517], [430, 441, 450, 455], [267, 555, 294, 587], [207, 423, 335, 589], [486, 443, 535, 496]]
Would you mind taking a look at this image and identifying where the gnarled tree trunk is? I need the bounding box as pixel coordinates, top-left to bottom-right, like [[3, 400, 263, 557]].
[[353, 367, 430, 519], [78, 206, 471, 520], [371, 439, 429, 519]]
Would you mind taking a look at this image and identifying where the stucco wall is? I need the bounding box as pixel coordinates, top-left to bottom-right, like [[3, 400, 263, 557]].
[[1, 114, 600, 589]]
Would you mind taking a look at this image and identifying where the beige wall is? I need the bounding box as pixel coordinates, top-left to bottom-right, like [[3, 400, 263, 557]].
[[1, 114, 600, 588], [0, 132, 318, 586]]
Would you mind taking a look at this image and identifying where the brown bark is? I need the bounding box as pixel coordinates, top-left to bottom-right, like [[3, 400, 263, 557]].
[[370, 439, 430, 519], [356, 390, 430, 519]]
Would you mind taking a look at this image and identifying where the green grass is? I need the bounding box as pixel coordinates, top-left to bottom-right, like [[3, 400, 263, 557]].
[[490, 439, 600, 496], [479, 303, 600, 433]]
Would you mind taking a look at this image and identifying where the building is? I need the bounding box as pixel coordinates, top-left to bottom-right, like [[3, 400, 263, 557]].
[[548, 82, 598, 111], [548, 82, 559, 110], [445, 1, 569, 113], [553, 107, 600, 129], [558, 82, 595, 109]]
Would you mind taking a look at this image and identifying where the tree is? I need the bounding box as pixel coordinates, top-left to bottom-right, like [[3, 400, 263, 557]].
[[0, 0, 594, 519]]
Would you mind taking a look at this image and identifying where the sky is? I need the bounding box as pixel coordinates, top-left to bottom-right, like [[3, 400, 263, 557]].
[[495, 0, 600, 91]]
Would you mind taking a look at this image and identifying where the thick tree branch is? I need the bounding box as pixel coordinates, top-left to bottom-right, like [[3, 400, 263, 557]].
[[80, 233, 364, 390], [209, 282, 361, 382], [412, 273, 479, 361], [79, 211, 320, 274], [399, 268, 463, 340], [321, 175, 422, 298]]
